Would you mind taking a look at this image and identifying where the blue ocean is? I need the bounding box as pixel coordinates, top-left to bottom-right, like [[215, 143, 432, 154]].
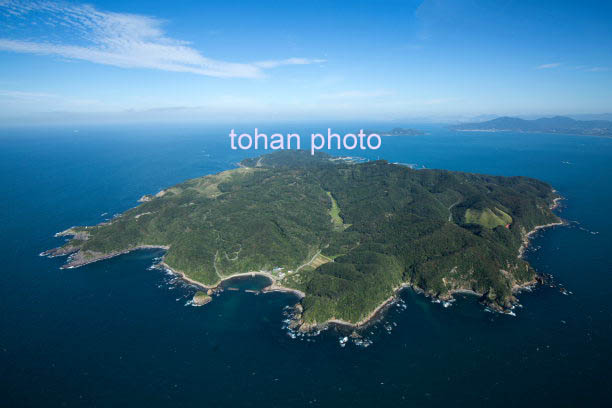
[[1, 124, 611, 407]]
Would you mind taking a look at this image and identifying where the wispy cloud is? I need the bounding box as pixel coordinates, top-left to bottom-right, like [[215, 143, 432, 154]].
[[422, 97, 458, 105], [0, 89, 57, 100], [319, 90, 394, 99], [0, 88, 102, 107], [584, 66, 609, 72], [0, 1, 323, 78], [536, 62, 562, 69], [254, 58, 326, 69], [572, 65, 609, 72]]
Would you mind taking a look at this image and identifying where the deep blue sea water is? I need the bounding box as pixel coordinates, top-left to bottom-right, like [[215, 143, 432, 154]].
[[1, 124, 611, 407]]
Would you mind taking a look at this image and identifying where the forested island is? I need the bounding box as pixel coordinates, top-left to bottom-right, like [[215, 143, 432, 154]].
[[452, 116, 612, 137], [44, 151, 562, 330]]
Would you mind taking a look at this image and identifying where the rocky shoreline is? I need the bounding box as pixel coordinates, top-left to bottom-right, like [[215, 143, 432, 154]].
[[518, 195, 564, 258], [42, 244, 170, 269], [518, 220, 565, 258]]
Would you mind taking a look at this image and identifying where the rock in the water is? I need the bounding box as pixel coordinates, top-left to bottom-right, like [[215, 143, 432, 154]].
[[192, 291, 212, 306]]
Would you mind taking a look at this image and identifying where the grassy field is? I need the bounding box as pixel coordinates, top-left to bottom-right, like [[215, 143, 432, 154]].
[[309, 253, 332, 268], [465, 207, 512, 229], [327, 192, 349, 231]]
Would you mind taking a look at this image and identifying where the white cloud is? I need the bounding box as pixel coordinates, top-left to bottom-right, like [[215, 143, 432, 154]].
[[254, 58, 326, 69], [0, 1, 323, 78], [536, 62, 561, 69]]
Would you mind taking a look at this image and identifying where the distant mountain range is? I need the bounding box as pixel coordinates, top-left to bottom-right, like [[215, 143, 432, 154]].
[[364, 127, 424, 136], [451, 116, 612, 137]]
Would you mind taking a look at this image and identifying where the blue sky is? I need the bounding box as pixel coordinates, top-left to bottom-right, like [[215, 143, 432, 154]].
[[0, 0, 611, 125]]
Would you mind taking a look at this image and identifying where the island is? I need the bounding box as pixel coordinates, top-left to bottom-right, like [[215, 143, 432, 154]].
[[364, 127, 425, 136], [192, 290, 212, 306], [43, 150, 562, 331], [451, 116, 612, 137]]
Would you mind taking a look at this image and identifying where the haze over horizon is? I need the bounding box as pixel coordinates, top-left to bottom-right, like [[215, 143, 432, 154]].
[[1, 0, 611, 125]]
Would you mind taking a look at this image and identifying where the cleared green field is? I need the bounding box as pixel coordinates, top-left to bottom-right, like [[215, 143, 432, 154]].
[[327, 192, 349, 231], [465, 207, 512, 229]]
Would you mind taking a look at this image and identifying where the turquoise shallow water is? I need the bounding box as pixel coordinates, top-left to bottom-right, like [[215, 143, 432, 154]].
[[1, 124, 611, 407]]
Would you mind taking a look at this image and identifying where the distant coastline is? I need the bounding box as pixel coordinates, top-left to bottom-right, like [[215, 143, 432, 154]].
[[451, 116, 612, 137]]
